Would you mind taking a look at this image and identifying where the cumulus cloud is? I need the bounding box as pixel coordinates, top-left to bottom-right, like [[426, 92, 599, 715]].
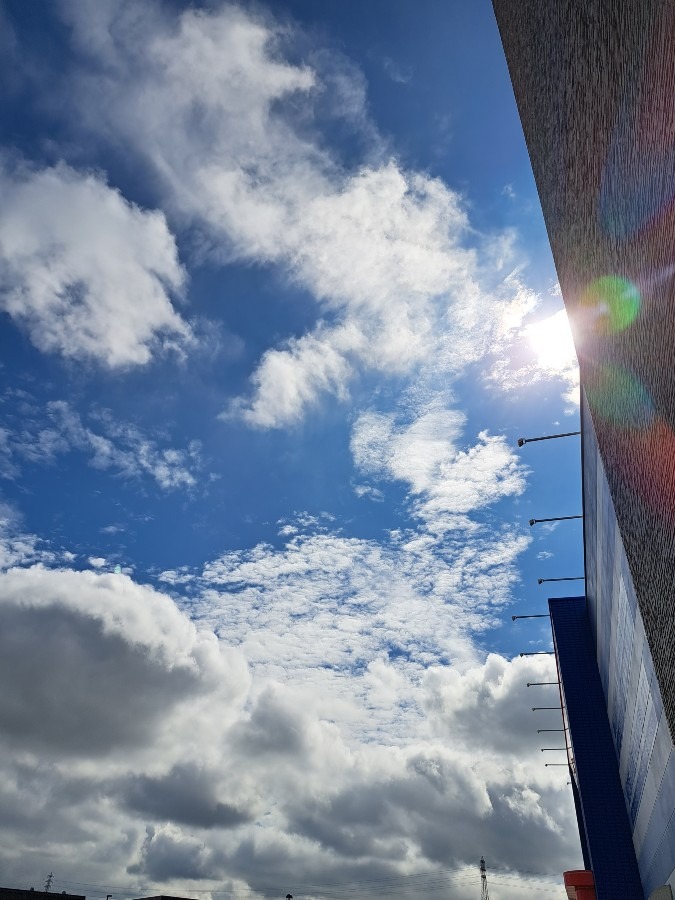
[[0, 159, 190, 367], [0, 568, 248, 743], [0, 501, 58, 571], [229, 326, 354, 428], [0, 521, 577, 897], [118, 763, 253, 830], [169, 525, 531, 747], [128, 824, 215, 881]]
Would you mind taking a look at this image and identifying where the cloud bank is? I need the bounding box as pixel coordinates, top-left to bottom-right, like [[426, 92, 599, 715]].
[[0, 544, 578, 897]]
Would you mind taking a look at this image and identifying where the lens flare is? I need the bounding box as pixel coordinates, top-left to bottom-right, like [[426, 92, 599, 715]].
[[586, 363, 654, 429], [580, 276, 640, 334]]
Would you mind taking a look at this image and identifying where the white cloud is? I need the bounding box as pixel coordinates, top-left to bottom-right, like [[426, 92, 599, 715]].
[[0, 4, 580, 893], [352, 482, 385, 502], [0, 509, 576, 896], [0, 428, 19, 480], [486, 302, 580, 410], [525, 308, 579, 407], [177, 525, 531, 747], [0, 159, 191, 367], [228, 326, 355, 428], [0, 501, 64, 571], [59, 1, 535, 428], [351, 403, 527, 535], [2, 399, 203, 490], [382, 56, 413, 85]]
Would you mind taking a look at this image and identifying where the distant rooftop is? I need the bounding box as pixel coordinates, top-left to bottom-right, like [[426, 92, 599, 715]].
[[133, 895, 200, 900], [0, 889, 85, 900]]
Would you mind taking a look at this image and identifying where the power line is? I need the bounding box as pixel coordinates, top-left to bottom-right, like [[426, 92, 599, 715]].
[[491, 881, 566, 894]]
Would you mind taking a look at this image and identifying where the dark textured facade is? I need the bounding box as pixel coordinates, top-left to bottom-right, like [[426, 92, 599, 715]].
[[492, 2, 675, 897], [492, 0, 675, 743]]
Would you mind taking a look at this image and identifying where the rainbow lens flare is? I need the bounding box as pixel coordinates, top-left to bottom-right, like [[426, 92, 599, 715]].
[[580, 276, 640, 334]]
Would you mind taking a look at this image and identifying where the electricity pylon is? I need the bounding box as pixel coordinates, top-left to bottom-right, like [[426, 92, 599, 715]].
[[480, 856, 490, 900]]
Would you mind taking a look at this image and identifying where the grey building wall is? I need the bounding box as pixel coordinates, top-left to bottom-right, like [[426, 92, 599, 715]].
[[583, 391, 675, 896], [492, 0, 675, 743]]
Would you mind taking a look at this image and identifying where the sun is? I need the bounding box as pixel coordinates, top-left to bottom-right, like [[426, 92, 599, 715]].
[[525, 308, 577, 372]]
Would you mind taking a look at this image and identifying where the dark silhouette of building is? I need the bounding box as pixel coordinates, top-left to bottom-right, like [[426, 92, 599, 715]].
[[1, 889, 84, 900], [133, 896, 199, 900]]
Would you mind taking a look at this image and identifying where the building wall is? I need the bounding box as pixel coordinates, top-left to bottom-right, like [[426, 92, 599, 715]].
[[583, 391, 675, 896], [492, 0, 675, 746], [491, 2, 675, 893]]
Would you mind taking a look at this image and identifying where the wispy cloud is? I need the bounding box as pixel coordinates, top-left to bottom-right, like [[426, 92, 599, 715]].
[[485, 299, 580, 410], [2, 399, 203, 490], [157, 518, 530, 751], [57, 1, 540, 428], [351, 401, 527, 535], [382, 55, 413, 84]]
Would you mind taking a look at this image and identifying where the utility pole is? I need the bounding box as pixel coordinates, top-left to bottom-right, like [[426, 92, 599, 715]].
[[480, 857, 490, 900]]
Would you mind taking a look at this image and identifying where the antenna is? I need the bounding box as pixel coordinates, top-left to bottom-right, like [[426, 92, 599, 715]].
[[44, 875, 54, 893], [480, 856, 490, 900]]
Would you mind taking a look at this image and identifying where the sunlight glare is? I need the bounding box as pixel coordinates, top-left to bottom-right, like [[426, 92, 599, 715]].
[[526, 308, 577, 371]]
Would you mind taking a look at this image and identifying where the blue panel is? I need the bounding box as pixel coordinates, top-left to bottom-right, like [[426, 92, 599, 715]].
[[582, 393, 599, 629], [599, 482, 616, 634], [619, 616, 645, 785], [550, 597, 644, 900]]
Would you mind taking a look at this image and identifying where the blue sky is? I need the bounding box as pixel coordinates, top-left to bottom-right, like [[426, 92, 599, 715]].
[[0, 1, 584, 897]]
